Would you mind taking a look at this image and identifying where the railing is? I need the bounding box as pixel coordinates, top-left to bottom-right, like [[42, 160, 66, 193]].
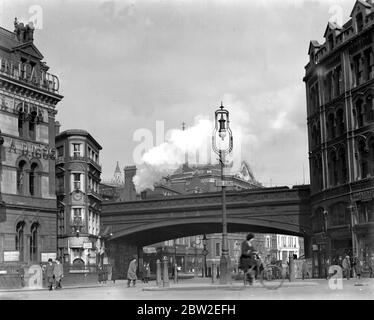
[[68, 156, 102, 170]]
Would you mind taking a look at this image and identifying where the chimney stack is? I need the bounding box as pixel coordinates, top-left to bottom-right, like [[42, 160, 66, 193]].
[[123, 166, 137, 201]]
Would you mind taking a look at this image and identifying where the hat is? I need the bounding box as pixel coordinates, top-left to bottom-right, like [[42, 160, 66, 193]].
[[246, 233, 254, 241]]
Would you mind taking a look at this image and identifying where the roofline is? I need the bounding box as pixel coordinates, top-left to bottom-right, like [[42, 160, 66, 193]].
[[56, 129, 102, 150]]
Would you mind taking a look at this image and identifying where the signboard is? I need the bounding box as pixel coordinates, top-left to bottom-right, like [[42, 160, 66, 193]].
[[215, 180, 234, 187], [143, 246, 157, 254], [41, 252, 57, 262], [312, 244, 319, 251], [83, 242, 93, 249], [4, 251, 19, 262]]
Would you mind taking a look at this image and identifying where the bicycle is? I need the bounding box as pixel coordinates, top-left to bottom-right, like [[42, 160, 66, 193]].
[[242, 263, 285, 290]]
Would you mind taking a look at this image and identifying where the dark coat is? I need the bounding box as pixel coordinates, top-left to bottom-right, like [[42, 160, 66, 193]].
[[45, 263, 54, 278], [53, 263, 63, 281], [127, 259, 137, 280], [239, 240, 257, 271]]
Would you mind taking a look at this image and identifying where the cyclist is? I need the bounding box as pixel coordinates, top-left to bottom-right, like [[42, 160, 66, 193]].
[[239, 233, 257, 285]]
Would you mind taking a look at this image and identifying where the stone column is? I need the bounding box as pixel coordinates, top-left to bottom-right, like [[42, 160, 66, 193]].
[[162, 256, 170, 287], [156, 259, 162, 287]]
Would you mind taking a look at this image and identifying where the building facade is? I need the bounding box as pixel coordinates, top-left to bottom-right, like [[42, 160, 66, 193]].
[[55, 130, 102, 267], [304, 0, 374, 278], [0, 20, 62, 271]]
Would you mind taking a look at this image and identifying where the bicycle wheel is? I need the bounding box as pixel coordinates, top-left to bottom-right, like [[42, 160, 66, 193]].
[[260, 264, 285, 290]]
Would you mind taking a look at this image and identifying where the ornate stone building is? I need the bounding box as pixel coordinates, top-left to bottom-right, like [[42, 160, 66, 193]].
[[0, 20, 63, 271], [304, 0, 374, 277], [55, 130, 102, 266]]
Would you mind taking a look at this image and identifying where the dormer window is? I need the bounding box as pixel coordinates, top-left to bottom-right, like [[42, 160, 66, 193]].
[[356, 12, 363, 32], [328, 34, 334, 51]]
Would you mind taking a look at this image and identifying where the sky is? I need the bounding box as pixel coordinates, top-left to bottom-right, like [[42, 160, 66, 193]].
[[0, 0, 355, 186]]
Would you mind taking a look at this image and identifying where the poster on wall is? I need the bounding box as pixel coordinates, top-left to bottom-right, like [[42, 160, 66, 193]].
[[4, 251, 19, 262], [41, 252, 57, 262]]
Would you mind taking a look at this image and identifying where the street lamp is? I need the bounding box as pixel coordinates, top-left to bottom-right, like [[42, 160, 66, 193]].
[[212, 103, 233, 285], [202, 234, 209, 278]]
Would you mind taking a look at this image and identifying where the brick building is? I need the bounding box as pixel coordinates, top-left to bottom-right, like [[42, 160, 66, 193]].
[[304, 0, 374, 277], [55, 129, 102, 267], [0, 20, 63, 272]]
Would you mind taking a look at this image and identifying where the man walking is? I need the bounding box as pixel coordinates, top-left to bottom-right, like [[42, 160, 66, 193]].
[[53, 258, 64, 289], [45, 258, 55, 291], [127, 256, 138, 287], [342, 255, 351, 280]]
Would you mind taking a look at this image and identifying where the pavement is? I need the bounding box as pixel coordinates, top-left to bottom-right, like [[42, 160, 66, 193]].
[[0, 277, 373, 300]]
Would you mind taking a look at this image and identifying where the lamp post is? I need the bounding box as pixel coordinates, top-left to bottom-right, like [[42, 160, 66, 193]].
[[202, 234, 208, 277], [212, 103, 233, 284]]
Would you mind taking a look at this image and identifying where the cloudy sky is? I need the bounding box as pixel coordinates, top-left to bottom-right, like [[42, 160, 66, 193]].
[[1, 0, 355, 186]]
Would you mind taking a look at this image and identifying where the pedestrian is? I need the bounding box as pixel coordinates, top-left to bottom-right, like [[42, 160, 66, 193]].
[[239, 233, 257, 285], [53, 258, 64, 289], [98, 265, 104, 284], [111, 264, 118, 284], [45, 258, 55, 291], [301, 260, 310, 280], [353, 256, 362, 279], [127, 256, 137, 287], [145, 262, 151, 283], [342, 255, 351, 280]]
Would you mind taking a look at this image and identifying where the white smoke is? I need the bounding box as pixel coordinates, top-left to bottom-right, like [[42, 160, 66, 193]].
[[133, 96, 255, 193]]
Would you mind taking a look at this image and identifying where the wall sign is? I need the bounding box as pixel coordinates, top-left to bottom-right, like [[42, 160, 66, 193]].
[[41, 252, 57, 262], [83, 242, 92, 249], [7, 138, 56, 160], [352, 190, 374, 201], [4, 251, 19, 262]]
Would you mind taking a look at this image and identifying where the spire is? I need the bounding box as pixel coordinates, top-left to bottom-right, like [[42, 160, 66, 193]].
[[115, 161, 121, 173], [112, 161, 124, 185]]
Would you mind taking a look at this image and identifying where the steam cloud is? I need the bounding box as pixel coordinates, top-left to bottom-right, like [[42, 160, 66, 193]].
[[133, 95, 253, 193]]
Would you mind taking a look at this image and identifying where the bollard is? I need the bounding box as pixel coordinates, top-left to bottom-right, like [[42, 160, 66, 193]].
[[173, 263, 178, 284], [156, 259, 162, 287], [212, 262, 217, 284], [162, 256, 170, 287], [289, 253, 295, 282]]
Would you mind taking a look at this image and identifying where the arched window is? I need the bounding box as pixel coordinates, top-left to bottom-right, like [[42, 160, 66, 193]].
[[30, 223, 39, 262], [358, 140, 369, 179], [327, 113, 335, 139], [28, 111, 38, 141], [338, 148, 347, 184], [354, 99, 364, 128], [328, 151, 338, 186], [336, 109, 345, 136], [369, 138, 374, 176], [29, 162, 38, 196], [17, 160, 27, 195], [15, 221, 25, 262]]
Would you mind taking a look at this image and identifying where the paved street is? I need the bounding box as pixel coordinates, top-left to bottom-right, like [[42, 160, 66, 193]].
[[1, 278, 373, 300]]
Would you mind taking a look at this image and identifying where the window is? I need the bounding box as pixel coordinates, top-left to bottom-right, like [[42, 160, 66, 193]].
[[73, 173, 81, 190], [56, 176, 64, 193], [30, 223, 38, 262], [282, 236, 286, 247], [353, 54, 362, 86], [358, 140, 369, 179], [328, 34, 334, 51], [215, 243, 221, 257], [15, 221, 25, 262], [17, 160, 27, 194], [72, 208, 83, 224], [28, 111, 37, 141], [356, 12, 363, 32], [266, 236, 271, 248], [73, 143, 81, 158], [57, 146, 64, 157], [29, 162, 38, 196]]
